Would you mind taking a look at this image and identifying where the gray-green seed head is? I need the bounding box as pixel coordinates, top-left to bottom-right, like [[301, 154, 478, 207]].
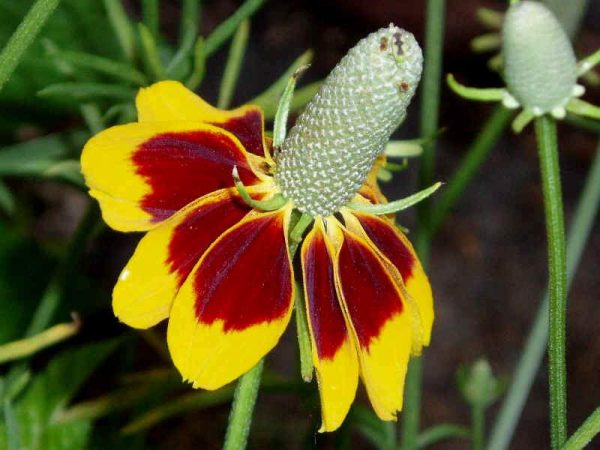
[[502, 1, 577, 114], [274, 25, 423, 217]]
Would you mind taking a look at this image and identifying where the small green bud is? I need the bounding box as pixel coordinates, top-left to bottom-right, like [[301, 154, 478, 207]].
[[502, 1, 580, 116], [275, 25, 422, 217]]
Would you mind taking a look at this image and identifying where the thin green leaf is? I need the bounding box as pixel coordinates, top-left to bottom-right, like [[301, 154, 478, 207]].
[[13, 341, 118, 450], [217, 20, 250, 109], [417, 424, 470, 448], [351, 406, 387, 449], [0, 319, 80, 365], [166, 0, 200, 77], [3, 400, 20, 450], [47, 49, 147, 85], [0, 0, 61, 91], [349, 182, 442, 215], [141, 0, 159, 39], [138, 23, 167, 81], [577, 48, 600, 76], [562, 408, 600, 450], [289, 81, 321, 115], [80, 103, 104, 134], [0, 134, 70, 177], [38, 82, 135, 101], [203, 0, 267, 58], [273, 65, 309, 147], [567, 98, 600, 120], [0, 180, 15, 216], [102, 0, 135, 60], [185, 37, 206, 90]]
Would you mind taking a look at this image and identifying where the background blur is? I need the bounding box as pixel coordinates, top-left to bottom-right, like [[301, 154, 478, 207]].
[[0, 0, 598, 449]]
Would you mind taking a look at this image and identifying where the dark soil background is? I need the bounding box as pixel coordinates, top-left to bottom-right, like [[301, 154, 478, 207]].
[[16, 0, 600, 449]]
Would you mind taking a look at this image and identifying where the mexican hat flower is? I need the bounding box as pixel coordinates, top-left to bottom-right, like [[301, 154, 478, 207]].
[[81, 25, 434, 431]]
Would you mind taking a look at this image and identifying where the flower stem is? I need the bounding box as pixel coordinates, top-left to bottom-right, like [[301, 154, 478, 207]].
[[222, 360, 265, 450], [534, 116, 567, 450], [402, 0, 446, 449], [472, 404, 485, 450], [487, 140, 600, 450], [222, 215, 312, 450]]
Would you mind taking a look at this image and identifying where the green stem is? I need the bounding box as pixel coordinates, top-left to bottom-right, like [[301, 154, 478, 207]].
[[141, 0, 159, 39], [487, 142, 600, 450], [0, 0, 61, 91], [534, 116, 567, 450], [403, 0, 446, 448], [222, 215, 312, 450], [417, 424, 471, 448], [430, 106, 512, 234], [472, 404, 485, 450], [222, 360, 265, 450], [384, 421, 397, 450]]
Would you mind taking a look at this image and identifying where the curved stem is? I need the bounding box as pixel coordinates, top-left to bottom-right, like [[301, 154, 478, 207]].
[[472, 404, 485, 450], [534, 116, 567, 450]]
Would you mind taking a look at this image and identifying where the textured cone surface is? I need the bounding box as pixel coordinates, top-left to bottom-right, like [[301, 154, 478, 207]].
[[502, 1, 577, 113], [275, 25, 422, 216]]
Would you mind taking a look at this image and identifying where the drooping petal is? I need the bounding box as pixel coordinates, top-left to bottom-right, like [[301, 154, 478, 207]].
[[81, 121, 262, 231], [113, 189, 255, 329], [167, 208, 294, 390], [358, 154, 388, 205], [345, 211, 434, 346], [136, 81, 268, 158], [327, 219, 412, 421], [301, 219, 358, 432]]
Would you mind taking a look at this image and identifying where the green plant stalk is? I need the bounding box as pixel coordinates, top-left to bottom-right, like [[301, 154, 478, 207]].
[[103, 0, 135, 61], [203, 0, 266, 58], [384, 422, 397, 450], [534, 116, 567, 450], [218, 20, 250, 109], [430, 106, 512, 234], [0, 0, 61, 91], [222, 216, 313, 450], [472, 404, 485, 450], [139, 23, 167, 81], [487, 142, 600, 450], [563, 408, 600, 450], [417, 424, 471, 448], [142, 0, 159, 39], [402, 1, 445, 449]]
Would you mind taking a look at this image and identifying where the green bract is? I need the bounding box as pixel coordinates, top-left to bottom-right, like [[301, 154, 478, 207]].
[[275, 25, 423, 216], [502, 1, 578, 115]]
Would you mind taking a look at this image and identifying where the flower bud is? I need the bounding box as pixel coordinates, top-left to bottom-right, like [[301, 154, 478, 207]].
[[275, 25, 422, 216], [502, 1, 578, 115]]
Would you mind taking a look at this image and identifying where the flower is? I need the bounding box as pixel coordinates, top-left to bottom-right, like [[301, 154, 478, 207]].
[[81, 26, 434, 432]]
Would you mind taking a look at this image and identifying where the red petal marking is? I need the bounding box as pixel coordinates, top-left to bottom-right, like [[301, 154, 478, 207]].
[[133, 129, 259, 222], [303, 227, 348, 360], [193, 211, 292, 331], [211, 108, 265, 157], [355, 214, 415, 281], [167, 193, 252, 284], [337, 231, 403, 349]]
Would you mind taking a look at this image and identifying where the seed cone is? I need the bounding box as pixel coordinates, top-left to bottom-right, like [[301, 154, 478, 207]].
[[275, 25, 423, 217], [502, 1, 577, 113]]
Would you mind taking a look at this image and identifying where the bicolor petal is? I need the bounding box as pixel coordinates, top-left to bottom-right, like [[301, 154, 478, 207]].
[[346, 211, 434, 346], [301, 219, 358, 432], [327, 219, 412, 421], [167, 208, 295, 390], [113, 189, 255, 329], [136, 81, 269, 158], [81, 121, 263, 231]]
